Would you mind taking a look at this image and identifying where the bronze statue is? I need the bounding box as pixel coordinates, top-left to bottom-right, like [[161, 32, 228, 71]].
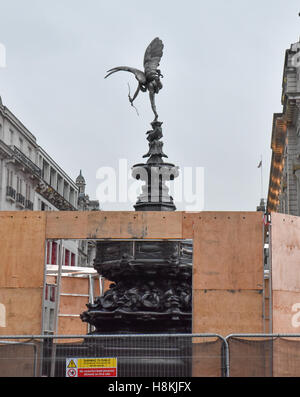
[[105, 37, 164, 121]]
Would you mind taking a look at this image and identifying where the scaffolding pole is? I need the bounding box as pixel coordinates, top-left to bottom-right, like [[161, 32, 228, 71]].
[[50, 239, 63, 378]]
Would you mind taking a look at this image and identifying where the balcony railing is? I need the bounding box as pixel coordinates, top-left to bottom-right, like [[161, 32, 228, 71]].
[[16, 193, 25, 207], [36, 182, 77, 211], [25, 199, 34, 210], [6, 185, 16, 201], [13, 146, 42, 178], [12, 147, 77, 211]]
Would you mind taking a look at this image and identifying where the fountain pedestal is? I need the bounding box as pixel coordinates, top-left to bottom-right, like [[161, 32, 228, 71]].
[[80, 121, 193, 376]]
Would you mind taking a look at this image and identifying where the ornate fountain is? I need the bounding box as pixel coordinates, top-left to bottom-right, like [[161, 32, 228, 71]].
[[80, 38, 192, 337]]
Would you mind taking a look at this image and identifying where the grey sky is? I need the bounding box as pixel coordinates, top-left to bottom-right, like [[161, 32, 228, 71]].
[[0, 0, 299, 211]]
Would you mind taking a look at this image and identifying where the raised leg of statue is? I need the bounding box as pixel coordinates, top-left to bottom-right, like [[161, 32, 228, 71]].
[[149, 91, 158, 121]]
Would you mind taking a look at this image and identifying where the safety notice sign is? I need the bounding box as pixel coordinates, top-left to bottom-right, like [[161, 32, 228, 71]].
[[66, 357, 117, 377]]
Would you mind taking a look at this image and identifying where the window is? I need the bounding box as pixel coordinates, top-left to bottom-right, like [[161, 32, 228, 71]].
[[64, 249, 70, 266], [41, 201, 48, 211], [9, 129, 14, 145], [57, 175, 63, 195], [69, 188, 75, 205], [17, 176, 22, 194], [25, 184, 31, 200], [63, 182, 69, 199], [42, 160, 49, 181], [49, 308, 55, 330], [28, 146, 32, 160], [51, 242, 57, 265], [47, 241, 51, 264], [50, 168, 56, 188], [71, 253, 75, 267], [6, 168, 9, 186], [50, 288, 55, 302], [16, 177, 22, 194]]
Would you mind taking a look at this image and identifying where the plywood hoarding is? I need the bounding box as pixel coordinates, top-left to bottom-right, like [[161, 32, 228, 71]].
[[0, 213, 46, 335], [192, 212, 264, 335]]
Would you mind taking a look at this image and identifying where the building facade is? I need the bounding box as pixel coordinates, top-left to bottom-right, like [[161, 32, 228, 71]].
[[0, 97, 78, 212], [76, 170, 100, 267], [0, 96, 99, 269], [267, 38, 300, 215]]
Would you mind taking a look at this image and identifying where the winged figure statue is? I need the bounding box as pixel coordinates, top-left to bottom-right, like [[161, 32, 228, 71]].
[[105, 37, 164, 121]]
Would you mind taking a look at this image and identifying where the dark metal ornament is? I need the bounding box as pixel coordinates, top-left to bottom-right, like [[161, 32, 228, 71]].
[[80, 240, 192, 334], [104, 37, 164, 122]]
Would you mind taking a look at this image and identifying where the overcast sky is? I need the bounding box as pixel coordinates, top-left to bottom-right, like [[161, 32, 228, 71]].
[[0, 0, 299, 211]]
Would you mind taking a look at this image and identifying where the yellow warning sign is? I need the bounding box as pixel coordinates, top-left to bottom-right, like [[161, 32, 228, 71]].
[[67, 359, 77, 368], [77, 358, 117, 368], [66, 357, 117, 377]]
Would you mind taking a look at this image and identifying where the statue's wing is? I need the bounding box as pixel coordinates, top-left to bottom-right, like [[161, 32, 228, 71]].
[[143, 38, 164, 80], [105, 66, 146, 84]]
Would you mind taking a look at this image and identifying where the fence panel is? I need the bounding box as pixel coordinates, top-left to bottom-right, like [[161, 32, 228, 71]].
[[273, 337, 300, 376], [226, 334, 300, 377], [0, 340, 39, 377], [226, 337, 273, 377]]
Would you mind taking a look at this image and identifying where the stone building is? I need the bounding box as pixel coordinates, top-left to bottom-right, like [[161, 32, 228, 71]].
[[75, 170, 100, 267], [267, 38, 300, 214], [76, 170, 100, 212], [0, 96, 78, 212]]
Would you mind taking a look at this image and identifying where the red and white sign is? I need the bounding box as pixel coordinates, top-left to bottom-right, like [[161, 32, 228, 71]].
[[66, 357, 117, 377], [77, 368, 117, 377]]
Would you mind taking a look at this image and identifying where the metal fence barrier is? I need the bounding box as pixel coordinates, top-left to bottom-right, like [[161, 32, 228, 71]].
[[225, 334, 300, 377], [0, 334, 228, 377], [3, 333, 300, 377], [0, 340, 38, 377]]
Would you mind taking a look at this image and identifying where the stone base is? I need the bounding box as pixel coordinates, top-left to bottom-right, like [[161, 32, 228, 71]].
[[83, 311, 192, 334], [80, 240, 193, 335], [134, 201, 176, 211]]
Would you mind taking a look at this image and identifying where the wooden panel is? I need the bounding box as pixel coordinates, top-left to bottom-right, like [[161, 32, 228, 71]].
[[192, 290, 263, 335], [58, 316, 87, 335], [0, 288, 43, 335], [271, 213, 300, 292], [0, 210, 266, 337], [103, 278, 112, 293], [192, 338, 223, 377], [273, 338, 300, 377], [182, 212, 197, 239], [271, 215, 300, 382], [193, 212, 263, 290], [272, 290, 300, 334], [45, 211, 183, 239], [59, 295, 89, 316], [46, 276, 56, 284], [58, 277, 92, 336], [0, 212, 46, 288], [61, 277, 89, 294], [46, 211, 88, 239], [271, 213, 300, 334]]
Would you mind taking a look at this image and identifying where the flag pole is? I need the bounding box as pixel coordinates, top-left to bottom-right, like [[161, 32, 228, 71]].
[[257, 155, 263, 200], [260, 155, 263, 199]]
